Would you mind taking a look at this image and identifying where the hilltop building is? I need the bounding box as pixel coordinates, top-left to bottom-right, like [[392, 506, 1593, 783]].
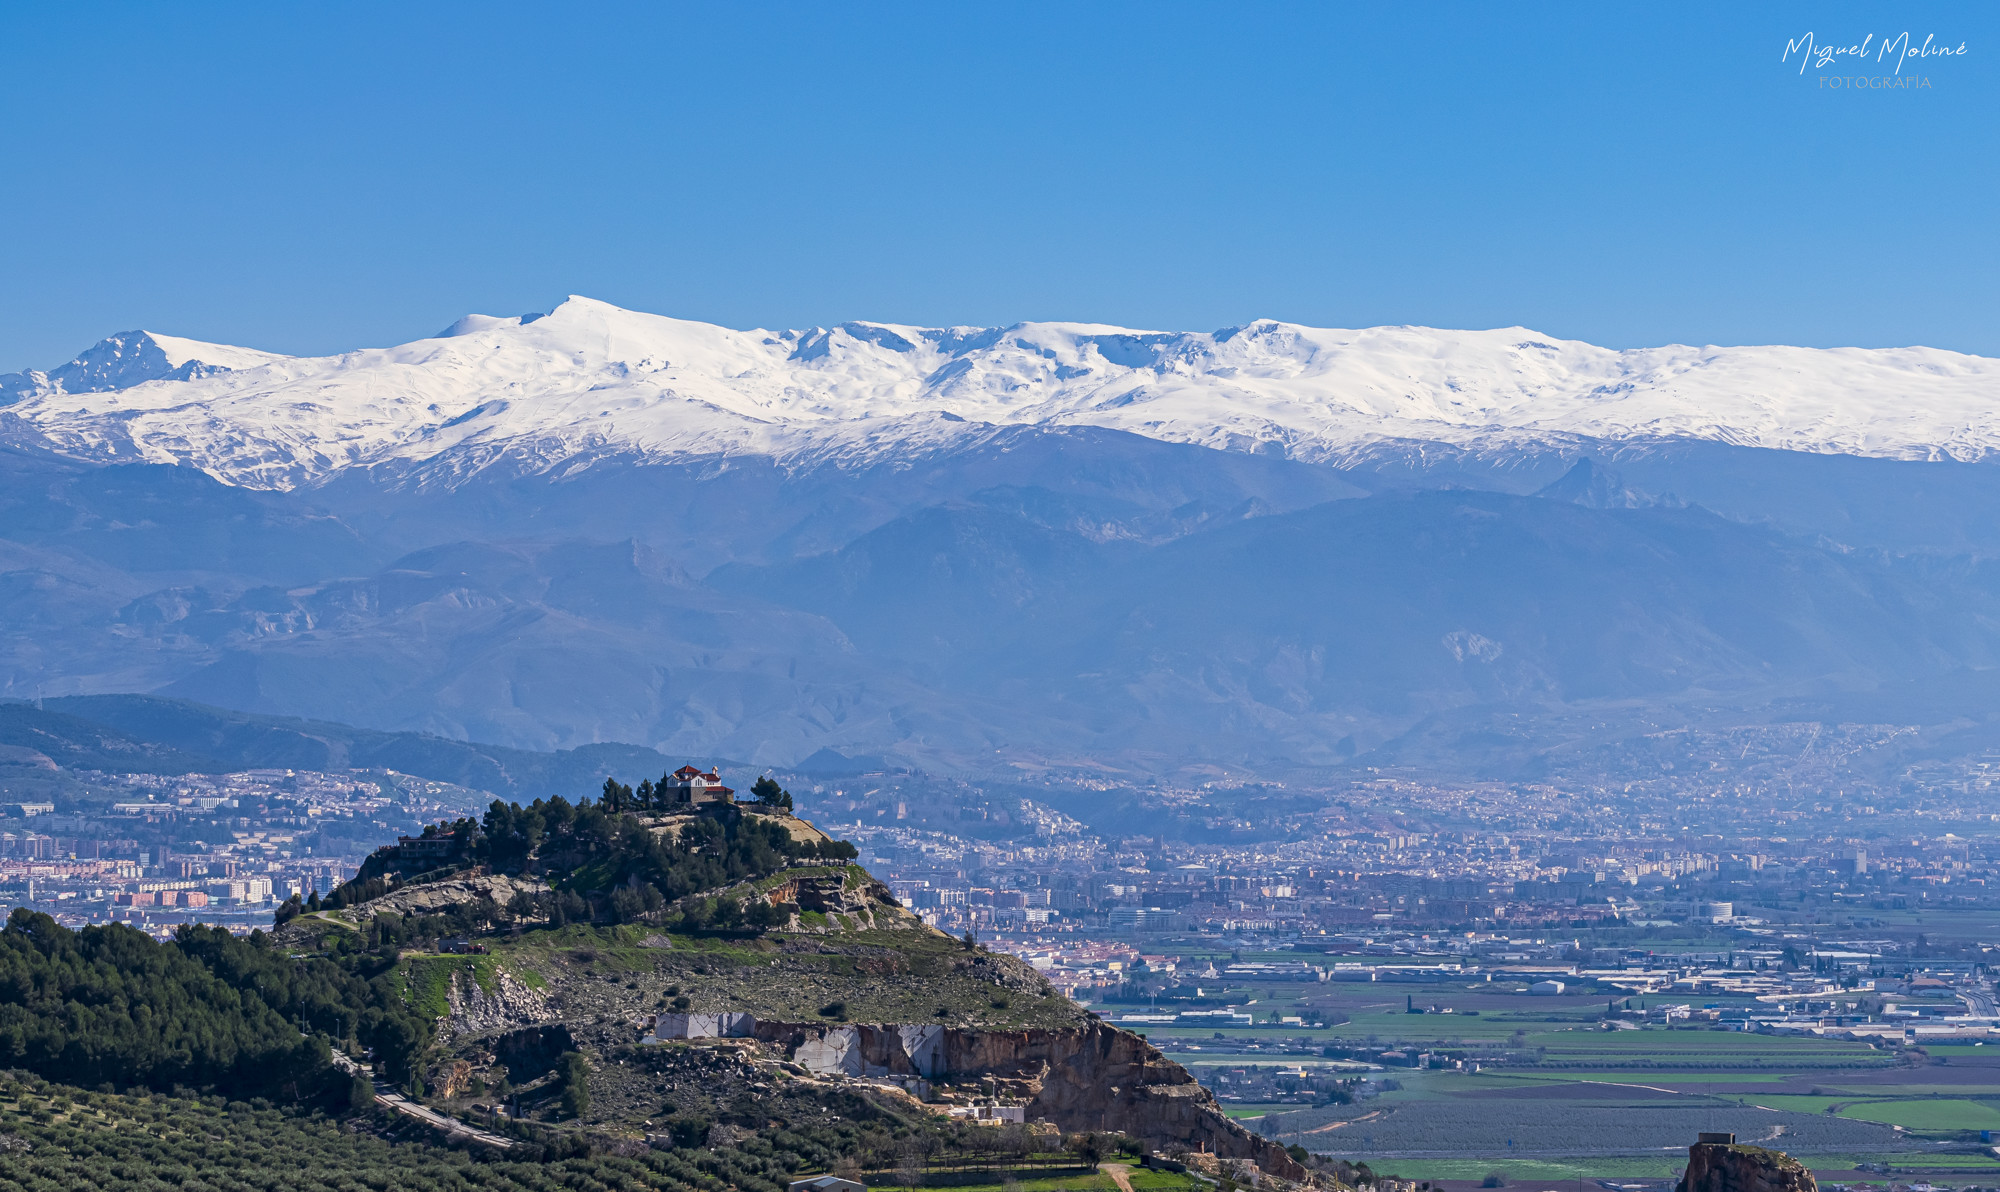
[[663, 765, 735, 807]]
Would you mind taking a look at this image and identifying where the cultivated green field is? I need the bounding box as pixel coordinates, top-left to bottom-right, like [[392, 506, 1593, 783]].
[[1738, 1095, 1845, 1113], [1365, 1156, 1685, 1182], [1801, 1153, 2000, 1173], [1263, 1097, 1904, 1157], [1151, 995, 1989, 1176], [1115, 906, 2000, 1181], [1372, 1152, 2000, 1184], [1835, 1099, 2000, 1131]]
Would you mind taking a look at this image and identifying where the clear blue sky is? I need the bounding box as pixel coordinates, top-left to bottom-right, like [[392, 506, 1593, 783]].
[[1, 2, 1994, 371]]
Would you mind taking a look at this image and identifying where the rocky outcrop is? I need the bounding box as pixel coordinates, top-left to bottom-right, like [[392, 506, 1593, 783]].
[[645, 1011, 757, 1041], [437, 1059, 475, 1099], [751, 1019, 1305, 1179], [765, 871, 918, 932], [440, 965, 554, 1044], [347, 872, 548, 919], [1023, 1023, 1306, 1180], [1679, 1138, 1816, 1192], [769, 874, 872, 915]]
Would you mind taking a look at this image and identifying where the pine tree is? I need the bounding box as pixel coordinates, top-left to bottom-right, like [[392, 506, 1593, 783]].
[[558, 1051, 590, 1119], [751, 776, 793, 809], [599, 778, 634, 813]]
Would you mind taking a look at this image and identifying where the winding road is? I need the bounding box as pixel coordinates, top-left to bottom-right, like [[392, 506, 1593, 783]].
[[372, 1083, 518, 1150]]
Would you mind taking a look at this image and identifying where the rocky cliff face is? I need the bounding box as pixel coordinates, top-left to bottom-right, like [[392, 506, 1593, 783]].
[[1679, 1139, 1817, 1192], [753, 1019, 1306, 1179], [441, 966, 555, 1045], [1017, 1022, 1307, 1180]]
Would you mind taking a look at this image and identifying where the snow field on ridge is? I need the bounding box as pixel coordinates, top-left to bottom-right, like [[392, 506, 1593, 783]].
[[3, 295, 1996, 489]]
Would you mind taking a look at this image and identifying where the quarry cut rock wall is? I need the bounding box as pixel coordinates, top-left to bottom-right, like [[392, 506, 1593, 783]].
[[645, 1011, 757, 1042], [755, 1019, 1306, 1179]]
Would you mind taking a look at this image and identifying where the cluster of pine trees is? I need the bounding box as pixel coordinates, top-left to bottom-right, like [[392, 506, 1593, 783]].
[[482, 792, 854, 929], [0, 908, 437, 1101], [334, 771, 855, 933]]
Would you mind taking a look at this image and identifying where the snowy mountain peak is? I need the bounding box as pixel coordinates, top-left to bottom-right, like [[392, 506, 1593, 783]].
[[0, 329, 290, 404], [3, 296, 1996, 489], [437, 312, 543, 338]]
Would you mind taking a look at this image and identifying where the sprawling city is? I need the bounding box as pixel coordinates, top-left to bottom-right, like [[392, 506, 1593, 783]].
[[5, 721, 1998, 1186]]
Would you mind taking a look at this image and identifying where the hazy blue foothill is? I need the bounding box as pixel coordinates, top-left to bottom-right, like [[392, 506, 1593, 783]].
[[0, 695, 690, 804], [9, 420, 2000, 781]]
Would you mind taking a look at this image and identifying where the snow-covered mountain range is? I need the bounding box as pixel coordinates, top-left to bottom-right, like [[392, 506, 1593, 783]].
[[10, 295, 2000, 779], [0, 329, 286, 403], [3, 295, 1995, 489]]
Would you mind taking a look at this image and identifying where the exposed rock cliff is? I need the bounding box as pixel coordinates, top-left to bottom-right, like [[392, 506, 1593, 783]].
[[1678, 1137, 1817, 1192], [441, 965, 556, 1045], [345, 873, 549, 919], [752, 1019, 1306, 1179], [272, 873, 551, 947]]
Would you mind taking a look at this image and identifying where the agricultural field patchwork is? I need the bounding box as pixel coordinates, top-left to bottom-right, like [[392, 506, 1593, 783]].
[[1833, 1099, 2000, 1132], [1141, 975, 1998, 1181], [1257, 1098, 1908, 1158]]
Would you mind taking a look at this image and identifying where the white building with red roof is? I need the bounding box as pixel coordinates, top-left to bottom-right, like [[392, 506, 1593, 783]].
[[663, 765, 735, 806]]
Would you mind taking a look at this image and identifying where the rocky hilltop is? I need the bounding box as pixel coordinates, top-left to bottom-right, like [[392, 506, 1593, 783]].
[[1678, 1135, 1817, 1192], [277, 787, 1303, 1177]]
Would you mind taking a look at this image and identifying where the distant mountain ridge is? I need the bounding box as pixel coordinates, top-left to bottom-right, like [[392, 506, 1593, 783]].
[[2, 296, 1995, 489], [6, 299, 2000, 781], [1, 694, 689, 803], [0, 330, 287, 403]]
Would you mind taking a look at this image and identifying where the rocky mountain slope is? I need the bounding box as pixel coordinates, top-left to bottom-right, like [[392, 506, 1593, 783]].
[[0, 329, 286, 403], [278, 803, 1302, 1175]]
